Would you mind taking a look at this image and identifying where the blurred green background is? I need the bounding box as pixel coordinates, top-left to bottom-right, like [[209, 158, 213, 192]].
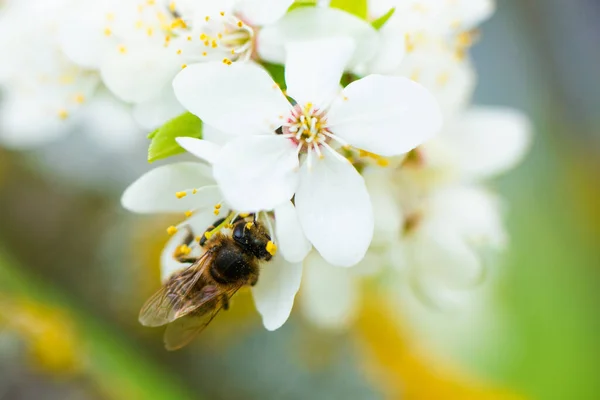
[[0, 0, 598, 399]]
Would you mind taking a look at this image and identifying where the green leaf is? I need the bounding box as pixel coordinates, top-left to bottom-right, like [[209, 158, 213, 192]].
[[330, 0, 368, 20], [371, 7, 395, 30], [261, 62, 287, 90], [288, 0, 317, 12], [147, 112, 202, 163]]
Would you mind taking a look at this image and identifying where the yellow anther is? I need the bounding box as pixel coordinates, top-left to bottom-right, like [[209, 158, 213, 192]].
[[106, 13, 115, 21], [147, 27, 154, 36], [222, 58, 232, 65], [405, 33, 415, 53], [213, 208, 220, 215], [343, 96, 349, 101], [204, 231, 213, 240], [436, 72, 449, 87], [214, 204, 222, 210], [104, 28, 112, 36], [181, 64, 187, 69], [192, 189, 198, 194], [177, 49, 182, 55], [118, 45, 127, 54], [57, 109, 69, 120], [359, 150, 389, 167], [202, 52, 207, 56], [169, 1, 176, 12], [245, 222, 253, 230], [195, 236, 202, 243], [220, 11, 225, 16], [187, 36, 192, 41], [237, 21, 243, 28], [74, 94, 85, 104], [200, 33, 207, 40], [135, 20, 144, 29], [211, 40, 217, 48], [205, 15, 210, 22], [167, 226, 178, 235], [175, 191, 187, 198], [184, 210, 193, 218], [266, 241, 277, 256]]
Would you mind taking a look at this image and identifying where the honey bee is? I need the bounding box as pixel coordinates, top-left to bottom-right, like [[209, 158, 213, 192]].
[[139, 214, 275, 350]]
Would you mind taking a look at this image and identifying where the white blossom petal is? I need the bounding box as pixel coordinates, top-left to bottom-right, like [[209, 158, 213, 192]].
[[328, 75, 442, 156], [213, 135, 299, 212], [446, 107, 532, 180], [252, 255, 303, 331], [295, 155, 373, 267], [101, 43, 180, 104], [202, 123, 238, 146], [300, 251, 358, 330], [235, 0, 294, 26], [257, 7, 378, 70], [284, 37, 355, 107], [133, 87, 186, 131], [172, 62, 290, 135], [121, 162, 219, 213], [274, 201, 312, 263], [176, 138, 223, 165]]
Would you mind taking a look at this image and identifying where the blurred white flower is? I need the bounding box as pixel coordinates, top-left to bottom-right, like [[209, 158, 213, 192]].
[[173, 37, 442, 267], [0, 0, 99, 148], [121, 156, 312, 331]]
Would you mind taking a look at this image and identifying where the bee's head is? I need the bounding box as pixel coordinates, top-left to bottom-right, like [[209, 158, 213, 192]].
[[232, 220, 275, 261]]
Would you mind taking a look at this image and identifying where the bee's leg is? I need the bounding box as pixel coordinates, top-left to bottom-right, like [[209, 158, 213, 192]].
[[174, 225, 201, 263], [199, 217, 226, 246], [221, 294, 230, 311], [249, 275, 259, 287]]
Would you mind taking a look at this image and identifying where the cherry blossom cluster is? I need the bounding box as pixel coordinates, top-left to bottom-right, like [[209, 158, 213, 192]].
[[0, 0, 531, 330]]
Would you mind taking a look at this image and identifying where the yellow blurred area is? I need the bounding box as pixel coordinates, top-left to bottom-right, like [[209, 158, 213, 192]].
[[0, 296, 82, 374], [356, 296, 524, 400]]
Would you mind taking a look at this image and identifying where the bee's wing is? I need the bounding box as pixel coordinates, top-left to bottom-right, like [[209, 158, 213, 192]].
[[163, 285, 244, 351], [139, 252, 214, 327]]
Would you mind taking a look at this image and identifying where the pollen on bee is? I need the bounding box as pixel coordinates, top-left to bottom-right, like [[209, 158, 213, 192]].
[[245, 222, 253, 230], [177, 244, 191, 255], [239, 213, 249, 218], [204, 231, 213, 240], [167, 225, 178, 235], [266, 241, 277, 256]]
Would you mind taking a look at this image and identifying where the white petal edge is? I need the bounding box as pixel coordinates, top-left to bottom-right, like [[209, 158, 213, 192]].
[[295, 155, 374, 267], [446, 106, 533, 180], [274, 201, 312, 263], [300, 251, 358, 330], [328, 75, 442, 156], [121, 162, 219, 213], [213, 135, 299, 212], [284, 37, 355, 107], [176, 137, 223, 165], [235, 0, 294, 26], [257, 7, 378, 70], [252, 255, 303, 331], [172, 62, 290, 136]]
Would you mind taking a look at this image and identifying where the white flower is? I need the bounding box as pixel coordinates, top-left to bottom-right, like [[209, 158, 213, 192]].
[[121, 157, 312, 331], [0, 0, 99, 148], [172, 37, 442, 267]]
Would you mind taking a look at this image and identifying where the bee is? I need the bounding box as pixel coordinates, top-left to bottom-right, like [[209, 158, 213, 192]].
[[139, 214, 275, 350]]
